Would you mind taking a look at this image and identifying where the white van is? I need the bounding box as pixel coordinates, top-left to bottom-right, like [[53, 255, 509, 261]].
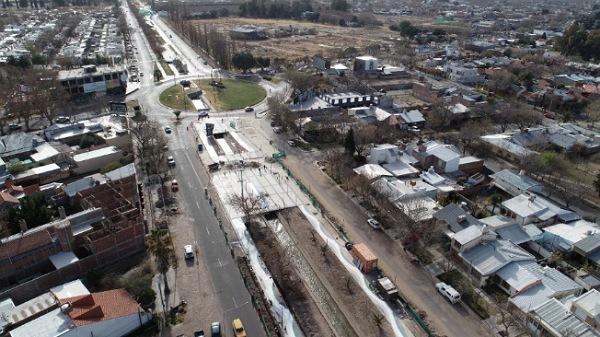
[[435, 282, 461, 303], [184, 245, 194, 259]]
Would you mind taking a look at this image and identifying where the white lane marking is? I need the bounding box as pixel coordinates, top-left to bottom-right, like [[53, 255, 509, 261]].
[[206, 226, 210, 236], [217, 258, 223, 267]]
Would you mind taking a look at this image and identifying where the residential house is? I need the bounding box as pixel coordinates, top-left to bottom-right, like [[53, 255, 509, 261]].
[[526, 298, 600, 337], [457, 236, 535, 286], [349, 105, 391, 124], [502, 261, 581, 310], [398, 110, 426, 129], [573, 234, 600, 269], [412, 140, 460, 173], [0, 133, 45, 161], [353, 164, 393, 181], [541, 220, 600, 252], [444, 64, 484, 84], [490, 169, 544, 197], [570, 289, 600, 329], [371, 176, 440, 222], [9, 289, 152, 337], [433, 203, 484, 233], [367, 144, 419, 178], [501, 193, 578, 225]]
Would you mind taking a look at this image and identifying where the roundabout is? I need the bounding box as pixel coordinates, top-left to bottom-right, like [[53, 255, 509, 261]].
[[157, 78, 267, 113]]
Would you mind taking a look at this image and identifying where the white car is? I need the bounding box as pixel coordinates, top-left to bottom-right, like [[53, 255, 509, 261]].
[[435, 282, 461, 304], [287, 140, 296, 147], [184, 245, 194, 259], [367, 218, 381, 229], [167, 156, 175, 167]]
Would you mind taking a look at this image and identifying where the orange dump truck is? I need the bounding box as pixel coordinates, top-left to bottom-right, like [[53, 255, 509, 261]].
[[351, 243, 378, 273]]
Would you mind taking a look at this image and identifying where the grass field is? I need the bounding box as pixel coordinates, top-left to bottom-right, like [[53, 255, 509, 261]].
[[160, 61, 174, 76], [195, 79, 266, 111], [159, 85, 193, 111]]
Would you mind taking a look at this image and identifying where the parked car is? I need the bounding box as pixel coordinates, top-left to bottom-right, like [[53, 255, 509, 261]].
[[8, 123, 21, 130], [210, 322, 221, 337], [273, 127, 283, 134], [164, 126, 172, 134], [198, 110, 209, 118], [55, 116, 70, 123], [167, 156, 176, 167], [193, 330, 204, 337], [435, 282, 461, 304], [171, 179, 179, 192], [244, 106, 254, 112], [367, 218, 381, 230], [232, 319, 246, 337], [287, 140, 296, 147], [184, 245, 194, 259]]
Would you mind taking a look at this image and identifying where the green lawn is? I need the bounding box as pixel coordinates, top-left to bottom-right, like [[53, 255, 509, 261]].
[[159, 85, 193, 111], [160, 61, 174, 76], [195, 79, 266, 112]]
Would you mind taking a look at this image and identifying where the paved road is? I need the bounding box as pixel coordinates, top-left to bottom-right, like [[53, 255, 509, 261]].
[[123, 2, 268, 336], [253, 117, 495, 337]]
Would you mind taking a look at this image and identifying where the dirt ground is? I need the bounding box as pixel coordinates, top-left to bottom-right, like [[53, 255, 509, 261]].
[[246, 221, 336, 337], [191, 17, 394, 60], [279, 207, 395, 337], [190, 16, 468, 61]]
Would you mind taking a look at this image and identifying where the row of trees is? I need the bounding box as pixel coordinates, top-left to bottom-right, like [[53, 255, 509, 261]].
[[231, 51, 270, 72], [239, 0, 313, 19], [129, 0, 164, 57]]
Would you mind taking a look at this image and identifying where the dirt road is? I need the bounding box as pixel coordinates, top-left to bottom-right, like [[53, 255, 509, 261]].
[[280, 151, 495, 337]]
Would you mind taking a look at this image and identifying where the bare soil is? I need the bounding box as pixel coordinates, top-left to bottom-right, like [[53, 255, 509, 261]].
[[279, 208, 394, 337], [246, 221, 336, 337]]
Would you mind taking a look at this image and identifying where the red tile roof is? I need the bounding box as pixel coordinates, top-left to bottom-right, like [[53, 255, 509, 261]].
[[60, 289, 141, 327]]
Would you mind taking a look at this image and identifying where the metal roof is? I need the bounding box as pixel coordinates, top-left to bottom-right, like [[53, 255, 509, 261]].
[[530, 298, 600, 337], [574, 234, 600, 255], [434, 203, 483, 233], [496, 224, 533, 245], [460, 239, 535, 276], [490, 169, 542, 194]]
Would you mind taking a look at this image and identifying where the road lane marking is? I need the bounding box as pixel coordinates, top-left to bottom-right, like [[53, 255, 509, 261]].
[[217, 258, 223, 267], [206, 226, 210, 235]]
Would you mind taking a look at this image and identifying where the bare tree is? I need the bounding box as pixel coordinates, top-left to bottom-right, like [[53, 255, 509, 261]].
[[494, 295, 525, 337], [354, 124, 377, 157], [130, 119, 169, 180], [228, 192, 267, 224], [267, 93, 296, 132]]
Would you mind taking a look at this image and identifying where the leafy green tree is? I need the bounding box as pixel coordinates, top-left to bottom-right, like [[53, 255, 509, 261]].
[[6, 160, 26, 175], [80, 134, 99, 149], [392, 20, 420, 39], [7, 194, 55, 233], [232, 52, 256, 73], [146, 228, 177, 293], [331, 0, 349, 11], [135, 288, 156, 310], [344, 128, 355, 155]]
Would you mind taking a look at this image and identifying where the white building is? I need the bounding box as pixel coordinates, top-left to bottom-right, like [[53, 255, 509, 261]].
[[9, 289, 152, 337], [72, 146, 122, 175]]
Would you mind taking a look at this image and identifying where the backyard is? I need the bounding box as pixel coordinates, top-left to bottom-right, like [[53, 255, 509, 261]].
[[195, 79, 266, 111]]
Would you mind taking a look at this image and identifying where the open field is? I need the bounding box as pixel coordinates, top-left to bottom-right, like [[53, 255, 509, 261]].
[[195, 79, 266, 111], [190, 17, 469, 62], [159, 84, 193, 111]]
